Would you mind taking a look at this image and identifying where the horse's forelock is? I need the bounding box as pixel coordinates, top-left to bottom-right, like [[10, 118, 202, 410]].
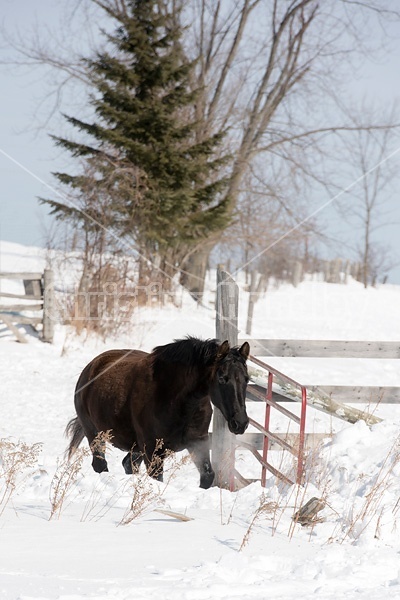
[[230, 346, 248, 365], [216, 347, 248, 372]]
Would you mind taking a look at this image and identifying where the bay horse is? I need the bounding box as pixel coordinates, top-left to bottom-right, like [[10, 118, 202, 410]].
[[66, 336, 250, 488]]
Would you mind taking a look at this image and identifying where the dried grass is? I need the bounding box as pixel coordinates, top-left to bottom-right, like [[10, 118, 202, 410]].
[[240, 492, 279, 551], [336, 436, 400, 543], [49, 447, 89, 520], [0, 438, 42, 515]]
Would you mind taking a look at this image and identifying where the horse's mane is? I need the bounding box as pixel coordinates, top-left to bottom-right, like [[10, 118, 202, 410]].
[[151, 336, 220, 368]]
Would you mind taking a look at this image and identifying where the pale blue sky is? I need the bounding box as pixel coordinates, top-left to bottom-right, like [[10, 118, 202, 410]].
[[1, 0, 400, 282]]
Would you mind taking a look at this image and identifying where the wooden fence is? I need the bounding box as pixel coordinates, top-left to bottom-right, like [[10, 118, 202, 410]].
[[212, 267, 400, 488], [0, 270, 55, 343], [288, 258, 376, 287], [212, 268, 315, 489], [240, 338, 400, 404]]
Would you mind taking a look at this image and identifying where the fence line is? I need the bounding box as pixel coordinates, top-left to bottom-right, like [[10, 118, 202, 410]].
[[216, 274, 398, 487], [240, 338, 400, 405], [0, 270, 54, 343]]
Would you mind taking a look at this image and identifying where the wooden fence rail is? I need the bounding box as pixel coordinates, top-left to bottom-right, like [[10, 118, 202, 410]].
[[239, 338, 400, 405], [0, 270, 54, 343], [214, 273, 398, 487], [241, 339, 400, 359]]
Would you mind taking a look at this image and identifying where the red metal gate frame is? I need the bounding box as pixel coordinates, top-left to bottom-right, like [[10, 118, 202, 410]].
[[237, 355, 308, 487]]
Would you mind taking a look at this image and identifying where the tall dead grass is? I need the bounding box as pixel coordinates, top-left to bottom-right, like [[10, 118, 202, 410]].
[[49, 447, 90, 520], [119, 440, 191, 525], [0, 438, 42, 515]]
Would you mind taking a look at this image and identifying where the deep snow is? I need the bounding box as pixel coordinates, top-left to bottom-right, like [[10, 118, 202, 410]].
[[1, 240, 400, 600]]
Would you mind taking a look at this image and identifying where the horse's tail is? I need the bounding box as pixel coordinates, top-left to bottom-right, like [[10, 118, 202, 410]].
[[65, 417, 85, 460]]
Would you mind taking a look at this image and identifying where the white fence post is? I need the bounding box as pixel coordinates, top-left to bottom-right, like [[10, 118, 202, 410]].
[[42, 269, 55, 343], [211, 267, 238, 489], [246, 270, 257, 336]]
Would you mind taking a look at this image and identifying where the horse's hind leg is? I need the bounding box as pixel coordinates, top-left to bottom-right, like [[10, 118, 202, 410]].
[[88, 431, 109, 473], [122, 449, 143, 475], [91, 447, 108, 473]]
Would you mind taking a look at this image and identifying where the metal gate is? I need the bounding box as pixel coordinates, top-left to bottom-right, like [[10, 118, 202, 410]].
[[235, 356, 308, 487]]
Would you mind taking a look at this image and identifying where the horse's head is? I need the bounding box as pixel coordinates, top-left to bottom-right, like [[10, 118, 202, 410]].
[[210, 340, 250, 435]]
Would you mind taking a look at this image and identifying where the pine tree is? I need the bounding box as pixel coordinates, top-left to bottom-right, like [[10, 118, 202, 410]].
[[42, 0, 230, 288]]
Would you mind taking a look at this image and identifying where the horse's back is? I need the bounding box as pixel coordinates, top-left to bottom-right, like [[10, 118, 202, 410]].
[[77, 348, 148, 385], [74, 348, 152, 448], [86, 348, 148, 371]]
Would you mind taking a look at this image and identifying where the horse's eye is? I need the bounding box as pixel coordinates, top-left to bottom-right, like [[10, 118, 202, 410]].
[[218, 375, 229, 385]]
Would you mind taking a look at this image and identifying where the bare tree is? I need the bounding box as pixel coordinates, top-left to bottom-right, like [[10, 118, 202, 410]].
[[335, 103, 400, 287], [215, 158, 322, 281], [180, 0, 400, 293], [2, 0, 400, 296]]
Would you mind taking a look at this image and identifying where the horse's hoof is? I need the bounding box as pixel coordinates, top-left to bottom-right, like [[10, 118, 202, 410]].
[[200, 471, 215, 489], [92, 458, 109, 473]]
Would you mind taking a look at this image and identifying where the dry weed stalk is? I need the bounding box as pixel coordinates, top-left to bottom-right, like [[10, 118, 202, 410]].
[[90, 430, 114, 463], [119, 440, 165, 525], [240, 493, 279, 551], [81, 475, 128, 522], [162, 451, 191, 491], [266, 448, 299, 537], [81, 440, 189, 523], [0, 438, 42, 515], [49, 447, 89, 520], [119, 440, 192, 525], [119, 473, 159, 525], [287, 436, 334, 539], [51, 431, 114, 521], [219, 486, 240, 526], [253, 436, 330, 541], [338, 437, 400, 543]]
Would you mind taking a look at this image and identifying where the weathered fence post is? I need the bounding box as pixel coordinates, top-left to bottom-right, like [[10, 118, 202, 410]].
[[42, 269, 55, 343], [211, 266, 238, 489], [343, 260, 351, 285], [332, 258, 342, 284], [0, 271, 50, 343], [246, 270, 257, 336], [292, 261, 303, 287]]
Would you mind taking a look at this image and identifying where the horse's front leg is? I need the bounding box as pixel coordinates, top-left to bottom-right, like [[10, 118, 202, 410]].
[[122, 449, 143, 475], [188, 436, 215, 489]]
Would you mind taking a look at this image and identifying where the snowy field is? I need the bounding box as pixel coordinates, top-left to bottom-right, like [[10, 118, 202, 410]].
[[1, 240, 400, 600]]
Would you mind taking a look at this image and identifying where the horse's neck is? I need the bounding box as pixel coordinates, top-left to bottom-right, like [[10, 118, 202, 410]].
[[160, 363, 210, 406], [184, 366, 211, 403]]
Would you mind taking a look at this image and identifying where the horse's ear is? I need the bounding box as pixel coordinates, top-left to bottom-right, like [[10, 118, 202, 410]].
[[239, 342, 250, 361], [216, 340, 230, 361]]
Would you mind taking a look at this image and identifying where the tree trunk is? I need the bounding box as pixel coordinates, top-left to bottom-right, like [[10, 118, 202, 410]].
[[180, 245, 212, 301]]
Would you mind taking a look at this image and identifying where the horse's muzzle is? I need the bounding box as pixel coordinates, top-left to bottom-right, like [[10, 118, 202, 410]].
[[228, 417, 249, 435]]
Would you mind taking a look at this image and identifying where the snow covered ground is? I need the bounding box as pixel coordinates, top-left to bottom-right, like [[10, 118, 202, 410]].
[[1, 240, 400, 600]]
